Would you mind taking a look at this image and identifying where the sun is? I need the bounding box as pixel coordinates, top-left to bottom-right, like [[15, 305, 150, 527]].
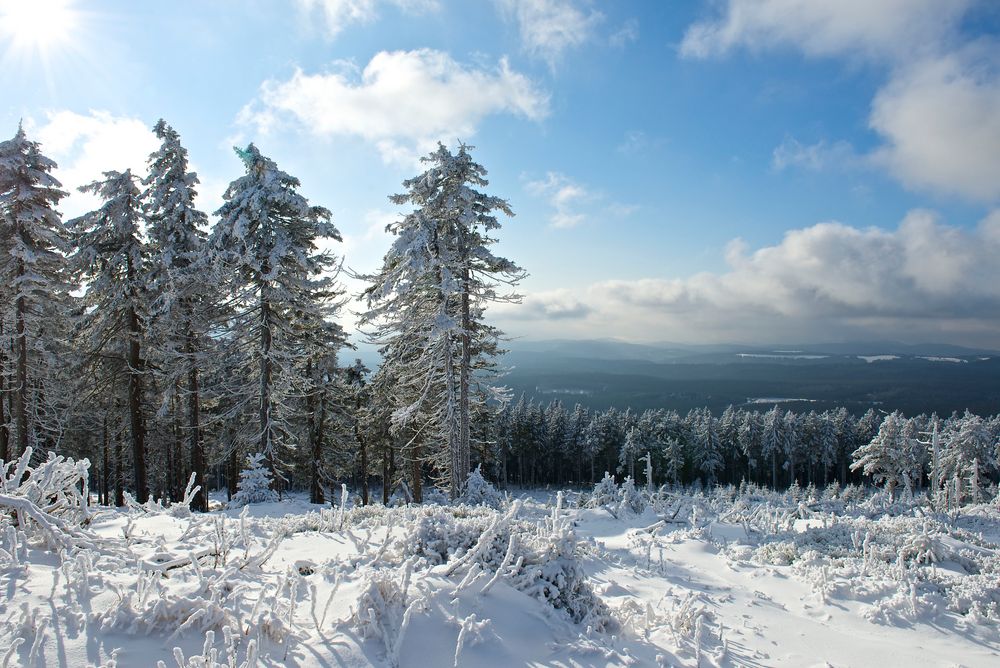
[[0, 0, 78, 55]]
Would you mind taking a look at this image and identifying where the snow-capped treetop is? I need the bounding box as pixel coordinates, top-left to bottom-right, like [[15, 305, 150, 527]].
[[212, 143, 340, 285], [0, 124, 72, 302], [70, 169, 148, 327], [143, 119, 209, 308]]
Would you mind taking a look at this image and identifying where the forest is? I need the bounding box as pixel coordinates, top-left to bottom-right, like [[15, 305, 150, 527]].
[[2, 121, 999, 513]]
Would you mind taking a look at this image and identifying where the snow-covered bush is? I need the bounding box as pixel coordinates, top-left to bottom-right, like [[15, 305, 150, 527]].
[[396, 502, 615, 631], [587, 472, 618, 509], [228, 454, 278, 508], [617, 476, 646, 515], [0, 448, 97, 551], [456, 465, 504, 509]]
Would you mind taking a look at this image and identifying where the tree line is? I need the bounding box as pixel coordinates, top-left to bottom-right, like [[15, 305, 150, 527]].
[[490, 399, 1000, 503]]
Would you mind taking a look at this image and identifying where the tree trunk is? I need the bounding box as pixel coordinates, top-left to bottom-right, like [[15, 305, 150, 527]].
[[126, 301, 148, 502], [101, 416, 110, 506], [0, 317, 8, 463], [458, 268, 472, 494], [258, 291, 274, 480], [382, 444, 392, 505], [356, 399, 369, 505], [14, 260, 29, 457], [227, 449, 239, 499], [410, 447, 422, 504], [309, 362, 326, 505], [114, 432, 125, 507], [186, 323, 206, 512]]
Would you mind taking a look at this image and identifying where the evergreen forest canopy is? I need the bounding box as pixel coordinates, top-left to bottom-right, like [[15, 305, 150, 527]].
[[1, 122, 998, 510]]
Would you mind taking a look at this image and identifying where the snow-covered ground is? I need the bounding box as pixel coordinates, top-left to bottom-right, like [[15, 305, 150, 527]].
[[3, 459, 1000, 667]]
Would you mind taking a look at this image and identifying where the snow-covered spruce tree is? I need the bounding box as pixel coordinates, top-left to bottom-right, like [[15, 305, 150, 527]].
[[359, 143, 525, 499], [850, 411, 918, 499], [228, 452, 278, 507], [209, 144, 341, 491], [0, 125, 72, 459], [142, 120, 212, 510], [761, 405, 784, 488], [940, 411, 994, 505], [693, 407, 723, 485], [70, 169, 151, 502]]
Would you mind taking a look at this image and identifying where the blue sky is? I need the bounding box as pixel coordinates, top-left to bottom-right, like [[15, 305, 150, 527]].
[[2, 0, 999, 347]]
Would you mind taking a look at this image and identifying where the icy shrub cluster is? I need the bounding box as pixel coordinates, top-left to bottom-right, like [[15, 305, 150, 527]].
[[586, 472, 648, 516], [0, 448, 96, 552], [397, 499, 616, 630], [455, 465, 504, 509]]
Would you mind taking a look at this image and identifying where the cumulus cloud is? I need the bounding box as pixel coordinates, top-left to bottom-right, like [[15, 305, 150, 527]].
[[680, 0, 1000, 201], [496, 0, 602, 67], [492, 211, 1000, 347], [238, 49, 549, 165], [296, 0, 440, 38], [525, 171, 592, 228], [869, 48, 1000, 200], [27, 110, 158, 219]]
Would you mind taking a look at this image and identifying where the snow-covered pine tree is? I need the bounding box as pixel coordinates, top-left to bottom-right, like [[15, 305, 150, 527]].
[[816, 411, 839, 485], [0, 125, 72, 459], [737, 409, 762, 482], [761, 405, 784, 488], [360, 143, 525, 499], [693, 408, 723, 485], [850, 410, 916, 499], [782, 410, 801, 486], [142, 120, 212, 510], [228, 452, 278, 507], [70, 169, 151, 502], [940, 411, 994, 505], [209, 144, 341, 491]]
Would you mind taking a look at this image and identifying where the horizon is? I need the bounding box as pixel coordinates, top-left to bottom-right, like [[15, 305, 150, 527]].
[[3, 0, 1000, 347]]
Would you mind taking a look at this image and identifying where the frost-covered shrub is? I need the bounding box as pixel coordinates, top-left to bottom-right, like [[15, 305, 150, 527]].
[[617, 476, 646, 515], [456, 465, 504, 509], [0, 448, 96, 551], [396, 503, 615, 631], [352, 570, 408, 641], [587, 472, 618, 509], [228, 454, 278, 508]]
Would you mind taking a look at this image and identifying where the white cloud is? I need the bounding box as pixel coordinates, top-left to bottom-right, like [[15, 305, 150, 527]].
[[501, 289, 592, 320], [525, 171, 591, 228], [496, 0, 602, 66], [681, 0, 1000, 201], [27, 110, 158, 219], [772, 136, 859, 172], [492, 211, 1000, 347], [869, 48, 1000, 200], [296, 0, 440, 38], [238, 49, 549, 165], [679, 0, 969, 61]]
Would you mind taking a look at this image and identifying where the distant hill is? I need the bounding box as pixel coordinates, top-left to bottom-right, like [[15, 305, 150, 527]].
[[500, 339, 1000, 415]]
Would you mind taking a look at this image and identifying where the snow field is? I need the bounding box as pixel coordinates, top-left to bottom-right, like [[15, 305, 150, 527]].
[[2, 453, 1000, 667]]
